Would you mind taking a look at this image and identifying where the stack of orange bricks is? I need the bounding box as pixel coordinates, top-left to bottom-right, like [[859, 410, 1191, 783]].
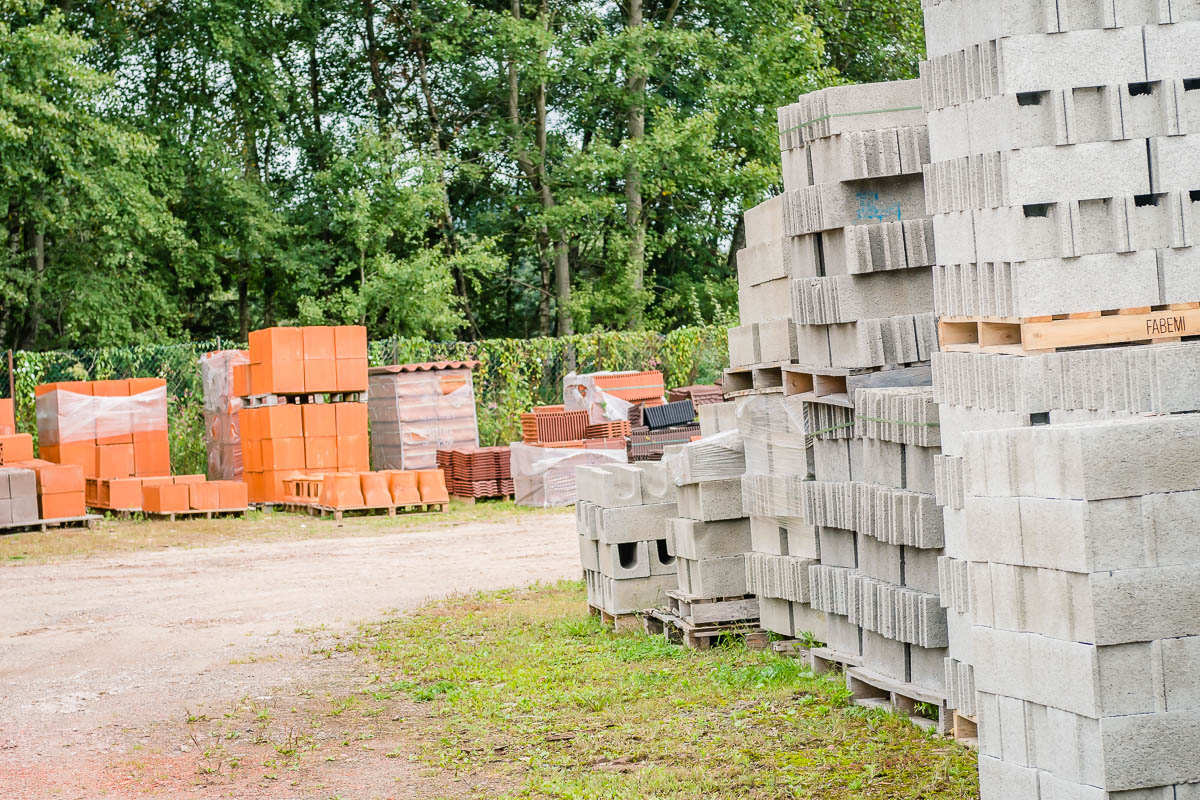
[[35, 378, 171, 478], [235, 326, 372, 503]]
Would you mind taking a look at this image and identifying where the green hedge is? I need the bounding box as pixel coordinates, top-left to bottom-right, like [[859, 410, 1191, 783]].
[[10, 326, 729, 474]]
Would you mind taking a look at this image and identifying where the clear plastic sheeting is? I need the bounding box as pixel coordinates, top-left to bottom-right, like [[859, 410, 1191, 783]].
[[741, 472, 811, 518], [661, 429, 746, 486], [743, 436, 812, 478], [200, 350, 248, 480], [510, 441, 627, 507], [36, 385, 169, 446], [562, 372, 633, 425], [368, 367, 480, 470], [735, 393, 810, 449]]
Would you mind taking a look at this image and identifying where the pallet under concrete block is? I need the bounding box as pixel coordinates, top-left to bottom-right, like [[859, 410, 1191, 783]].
[[588, 603, 642, 633], [643, 607, 769, 651], [845, 664, 950, 735], [0, 514, 102, 535], [665, 590, 759, 626], [807, 645, 863, 675], [952, 711, 978, 749]]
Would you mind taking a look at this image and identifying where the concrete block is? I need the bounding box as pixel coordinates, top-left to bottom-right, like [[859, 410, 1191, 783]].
[[824, 611, 862, 655], [1101, 708, 1200, 791], [676, 478, 744, 521], [858, 534, 902, 585], [599, 541, 650, 579], [666, 432, 746, 485], [909, 644, 948, 693], [777, 79, 924, 146], [759, 595, 795, 637], [790, 600, 828, 642], [727, 324, 761, 368], [812, 436, 861, 482], [743, 194, 786, 247], [649, 538, 677, 576], [749, 514, 819, 559], [670, 517, 752, 560], [758, 319, 800, 363], [792, 269, 934, 326], [699, 401, 738, 437], [783, 176, 928, 237], [826, 312, 939, 370], [579, 535, 599, 571], [904, 545, 942, 595], [862, 629, 907, 683], [818, 526, 858, 568], [597, 502, 678, 545], [738, 278, 794, 324], [677, 554, 748, 598], [862, 438, 906, 489], [744, 552, 816, 603], [604, 573, 676, 615]]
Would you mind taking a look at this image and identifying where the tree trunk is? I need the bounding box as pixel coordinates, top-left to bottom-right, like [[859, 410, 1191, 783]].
[[726, 215, 745, 273], [18, 223, 44, 349], [238, 277, 249, 341], [624, 0, 646, 328], [410, 2, 480, 338], [363, 0, 390, 121]]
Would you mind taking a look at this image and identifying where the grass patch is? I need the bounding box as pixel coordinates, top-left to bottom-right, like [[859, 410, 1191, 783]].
[[0, 500, 569, 563], [343, 580, 979, 799]]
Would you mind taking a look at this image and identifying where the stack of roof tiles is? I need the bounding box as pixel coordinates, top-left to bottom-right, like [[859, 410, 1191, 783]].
[[667, 385, 723, 406], [436, 446, 513, 499], [368, 361, 480, 470]]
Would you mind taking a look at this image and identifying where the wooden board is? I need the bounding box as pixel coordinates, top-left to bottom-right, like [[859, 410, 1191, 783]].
[[0, 514, 103, 534], [781, 363, 931, 406], [666, 590, 759, 626], [845, 665, 950, 735], [305, 503, 448, 520], [940, 304, 1200, 356]]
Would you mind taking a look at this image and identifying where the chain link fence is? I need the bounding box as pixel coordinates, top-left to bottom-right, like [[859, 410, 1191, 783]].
[[6, 326, 729, 475]]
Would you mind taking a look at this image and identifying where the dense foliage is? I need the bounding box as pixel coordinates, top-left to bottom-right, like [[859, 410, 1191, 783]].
[[0, 0, 923, 350]]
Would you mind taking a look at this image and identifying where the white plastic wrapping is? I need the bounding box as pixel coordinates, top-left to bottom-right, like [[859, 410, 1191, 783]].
[[200, 350, 249, 480], [369, 368, 480, 470], [661, 429, 746, 486], [36, 386, 169, 446], [563, 372, 634, 425], [509, 441, 627, 507]]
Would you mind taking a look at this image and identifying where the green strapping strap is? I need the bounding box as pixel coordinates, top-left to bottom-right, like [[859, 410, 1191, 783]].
[[782, 105, 923, 134], [855, 415, 940, 429], [808, 416, 939, 436]]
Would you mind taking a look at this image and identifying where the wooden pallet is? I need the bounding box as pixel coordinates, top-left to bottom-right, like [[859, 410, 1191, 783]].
[[844, 665, 950, 735], [723, 361, 791, 396], [0, 514, 103, 535], [240, 391, 366, 408], [587, 604, 642, 633], [137, 508, 249, 522], [643, 608, 769, 651], [939, 303, 1200, 356], [770, 639, 814, 659], [294, 502, 448, 520], [781, 363, 931, 407], [807, 645, 862, 675], [665, 590, 759, 627], [952, 711, 978, 749], [450, 494, 514, 506]]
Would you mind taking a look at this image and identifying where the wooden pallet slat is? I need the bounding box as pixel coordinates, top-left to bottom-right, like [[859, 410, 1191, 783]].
[[0, 513, 103, 534], [940, 304, 1200, 356]]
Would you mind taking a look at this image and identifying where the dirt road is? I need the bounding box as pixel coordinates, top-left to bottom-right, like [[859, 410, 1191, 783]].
[[0, 511, 578, 798]]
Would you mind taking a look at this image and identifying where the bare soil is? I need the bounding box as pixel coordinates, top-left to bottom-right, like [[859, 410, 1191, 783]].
[[0, 509, 578, 799]]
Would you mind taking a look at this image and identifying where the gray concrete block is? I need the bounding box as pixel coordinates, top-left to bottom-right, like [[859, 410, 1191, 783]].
[[579, 535, 599, 572], [727, 324, 761, 368], [649, 538, 677, 576], [777, 79, 924, 146], [759, 319, 800, 363], [1101, 708, 1200, 791], [676, 478, 745, 521], [665, 432, 746, 485], [909, 644, 948, 694], [599, 541, 650, 579], [858, 534, 902, 585], [699, 401, 738, 437], [790, 600, 828, 642], [904, 545, 942, 595], [791, 268, 934, 325], [670, 517, 752, 560], [812, 436, 861, 482], [824, 611, 861, 655], [743, 193, 787, 247], [783, 175, 928, 238], [862, 629, 907, 683], [861, 438, 905, 488], [604, 573, 677, 615], [818, 526, 858, 569], [677, 555, 748, 598], [826, 312, 939, 370], [597, 502, 678, 545], [759, 595, 795, 637], [739, 277, 795, 324], [749, 514, 819, 559]]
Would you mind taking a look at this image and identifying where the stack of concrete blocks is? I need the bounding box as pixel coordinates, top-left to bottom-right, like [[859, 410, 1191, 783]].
[[921, 1, 1200, 793], [952, 414, 1200, 797], [0, 467, 39, 525], [769, 79, 938, 371], [738, 393, 824, 641], [575, 462, 678, 618], [802, 387, 948, 707], [662, 401, 752, 604]]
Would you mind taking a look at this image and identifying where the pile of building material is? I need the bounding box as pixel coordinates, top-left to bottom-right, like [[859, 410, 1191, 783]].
[[368, 361, 480, 471], [36, 378, 171, 479], [645, 400, 762, 648], [577, 462, 678, 627], [236, 326, 369, 503], [919, 0, 1200, 792], [200, 349, 249, 481], [436, 445, 513, 501]]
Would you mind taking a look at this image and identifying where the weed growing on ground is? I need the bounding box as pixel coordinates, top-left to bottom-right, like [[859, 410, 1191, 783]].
[[337, 579, 979, 800]]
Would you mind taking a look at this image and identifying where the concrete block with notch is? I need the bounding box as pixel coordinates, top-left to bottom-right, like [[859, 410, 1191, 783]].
[[596, 502, 678, 545], [776, 79, 924, 148], [826, 312, 939, 369], [579, 535, 600, 571], [599, 541, 650, 579], [648, 538, 677, 576], [603, 573, 677, 615]]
